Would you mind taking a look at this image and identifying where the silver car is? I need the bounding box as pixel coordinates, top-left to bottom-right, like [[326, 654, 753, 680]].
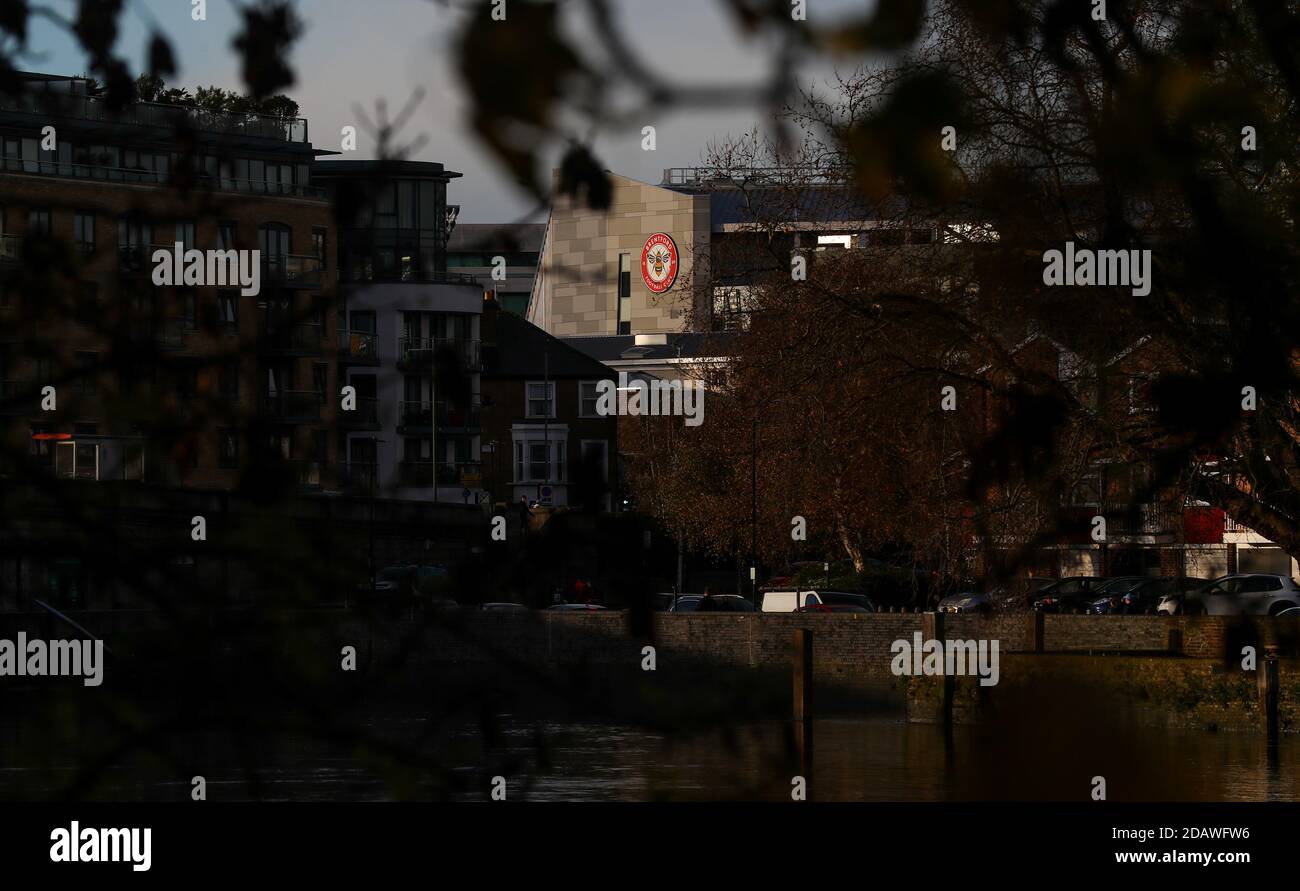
[[1160, 574, 1300, 616]]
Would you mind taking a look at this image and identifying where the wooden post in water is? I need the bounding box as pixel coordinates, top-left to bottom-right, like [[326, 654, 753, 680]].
[[1259, 646, 1279, 743], [793, 629, 814, 789]]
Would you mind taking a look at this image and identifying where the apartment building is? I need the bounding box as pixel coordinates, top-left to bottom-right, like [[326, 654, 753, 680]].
[[445, 222, 544, 318], [0, 72, 337, 491], [313, 160, 486, 503]]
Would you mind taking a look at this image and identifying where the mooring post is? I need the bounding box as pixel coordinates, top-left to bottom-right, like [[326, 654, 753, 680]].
[[1260, 646, 1279, 743], [793, 628, 814, 786], [925, 611, 954, 725]]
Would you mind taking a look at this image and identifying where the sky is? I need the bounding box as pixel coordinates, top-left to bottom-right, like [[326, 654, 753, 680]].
[[24, 0, 873, 222]]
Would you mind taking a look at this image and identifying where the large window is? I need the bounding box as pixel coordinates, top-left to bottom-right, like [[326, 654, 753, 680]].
[[259, 223, 291, 258], [526, 381, 554, 419], [513, 439, 566, 484]]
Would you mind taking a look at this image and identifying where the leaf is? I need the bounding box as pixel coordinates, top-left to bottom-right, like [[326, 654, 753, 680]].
[[148, 32, 176, 80], [824, 0, 926, 54], [231, 0, 301, 99], [557, 144, 612, 211], [0, 0, 28, 42], [455, 0, 590, 197]]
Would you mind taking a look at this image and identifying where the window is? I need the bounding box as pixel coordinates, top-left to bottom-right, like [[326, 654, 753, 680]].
[[617, 254, 631, 335], [218, 291, 238, 332], [513, 437, 566, 483], [526, 381, 554, 418], [175, 221, 196, 251], [258, 223, 291, 258], [217, 222, 237, 250], [26, 208, 50, 236], [312, 363, 328, 404], [312, 228, 327, 269], [218, 429, 239, 468], [74, 212, 95, 253], [579, 381, 602, 418]]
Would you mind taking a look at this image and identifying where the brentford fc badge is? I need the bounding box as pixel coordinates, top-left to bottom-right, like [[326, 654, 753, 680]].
[[641, 233, 678, 293]]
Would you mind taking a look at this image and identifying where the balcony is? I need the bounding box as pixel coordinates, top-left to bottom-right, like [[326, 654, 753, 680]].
[[260, 390, 323, 423], [396, 337, 481, 372], [295, 460, 324, 489], [259, 322, 325, 356], [398, 460, 434, 488], [0, 157, 326, 198], [261, 255, 323, 288], [338, 329, 379, 365], [341, 397, 381, 430], [340, 462, 378, 494], [437, 460, 483, 486], [398, 400, 433, 433], [436, 398, 482, 431], [0, 89, 309, 143], [117, 244, 166, 277], [0, 379, 34, 416]]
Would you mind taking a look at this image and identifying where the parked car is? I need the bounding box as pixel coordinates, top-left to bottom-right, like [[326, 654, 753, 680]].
[[547, 603, 609, 611], [1032, 576, 1108, 613], [363, 564, 447, 597], [1108, 577, 1207, 614], [936, 591, 994, 614], [1083, 576, 1150, 614], [1159, 574, 1300, 616], [759, 589, 875, 613], [986, 577, 1056, 612], [480, 602, 528, 611], [653, 592, 696, 611], [669, 594, 756, 613]]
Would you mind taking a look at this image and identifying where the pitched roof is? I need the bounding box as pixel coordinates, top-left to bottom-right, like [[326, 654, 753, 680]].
[[484, 311, 615, 379]]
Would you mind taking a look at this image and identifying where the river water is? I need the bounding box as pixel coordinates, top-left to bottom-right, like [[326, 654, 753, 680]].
[[4, 713, 1297, 801]]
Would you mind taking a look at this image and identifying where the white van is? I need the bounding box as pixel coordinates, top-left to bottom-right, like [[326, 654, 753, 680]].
[[759, 589, 874, 613]]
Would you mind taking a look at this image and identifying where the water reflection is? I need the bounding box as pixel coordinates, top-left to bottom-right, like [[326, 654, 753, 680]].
[[5, 713, 1295, 801]]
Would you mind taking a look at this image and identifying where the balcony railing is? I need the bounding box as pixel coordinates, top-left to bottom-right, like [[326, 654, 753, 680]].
[[261, 390, 323, 422], [397, 337, 481, 370], [261, 255, 324, 288], [437, 460, 483, 486], [340, 462, 378, 493], [0, 157, 326, 198], [338, 329, 379, 363], [399, 400, 433, 430], [117, 244, 168, 276], [259, 321, 325, 354], [436, 398, 482, 430], [0, 89, 309, 142], [398, 460, 434, 488], [341, 397, 381, 429]]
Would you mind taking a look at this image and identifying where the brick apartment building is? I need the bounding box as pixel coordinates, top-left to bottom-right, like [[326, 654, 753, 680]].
[[0, 72, 337, 490], [480, 298, 617, 510]]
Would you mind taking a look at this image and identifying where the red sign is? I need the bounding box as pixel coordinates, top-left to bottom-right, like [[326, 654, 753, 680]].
[[640, 233, 678, 294]]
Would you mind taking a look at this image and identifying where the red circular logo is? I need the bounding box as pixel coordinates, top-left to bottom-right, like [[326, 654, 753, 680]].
[[641, 233, 678, 294]]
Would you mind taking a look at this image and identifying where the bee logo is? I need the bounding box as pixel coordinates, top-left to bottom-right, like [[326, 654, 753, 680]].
[[640, 233, 678, 293]]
